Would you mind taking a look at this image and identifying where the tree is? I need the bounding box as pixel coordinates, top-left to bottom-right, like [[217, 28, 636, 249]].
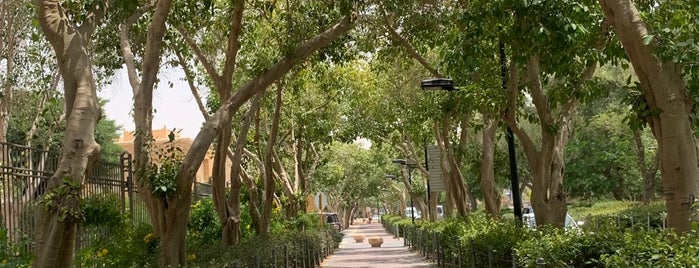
[[169, 0, 359, 247], [444, 0, 611, 227], [33, 0, 109, 266], [116, 1, 357, 264], [598, 0, 699, 232], [314, 142, 392, 228]]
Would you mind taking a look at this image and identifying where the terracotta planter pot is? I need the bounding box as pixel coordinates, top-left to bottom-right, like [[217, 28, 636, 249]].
[[352, 235, 365, 243], [368, 237, 383, 247]]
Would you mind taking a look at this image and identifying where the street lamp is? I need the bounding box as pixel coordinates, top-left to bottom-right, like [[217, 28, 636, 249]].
[[420, 45, 523, 221], [391, 159, 417, 224]]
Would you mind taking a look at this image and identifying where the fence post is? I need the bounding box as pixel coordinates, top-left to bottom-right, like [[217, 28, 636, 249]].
[[471, 239, 476, 268], [273, 244, 277, 267], [512, 249, 518, 268], [457, 241, 462, 267], [488, 246, 493, 268], [631, 215, 634, 227], [536, 258, 546, 268], [121, 152, 134, 222], [434, 232, 439, 266]]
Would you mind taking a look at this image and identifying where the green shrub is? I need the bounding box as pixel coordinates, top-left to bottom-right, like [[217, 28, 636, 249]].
[[283, 212, 321, 231], [75, 222, 158, 267], [188, 198, 222, 247], [0, 225, 32, 267], [582, 202, 665, 231], [82, 193, 124, 227], [516, 225, 622, 267], [187, 228, 340, 267], [449, 215, 527, 267], [601, 229, 699, 267]]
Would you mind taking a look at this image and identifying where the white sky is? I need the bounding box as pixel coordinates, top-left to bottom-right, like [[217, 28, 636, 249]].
[[98, 67, 206, 139]]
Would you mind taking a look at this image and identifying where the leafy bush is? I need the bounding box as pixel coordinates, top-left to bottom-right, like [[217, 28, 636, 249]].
[[82, 193, 124, 227], [188, 198, 222, 247], [601, 229, 699, 267], [0, 225, 32, 267], [516, 225, 622, 267], [442, 214, 527, 267], [75, 222, 158, 267], [187, 228, 341, 267], [582, 202, 665, 231]]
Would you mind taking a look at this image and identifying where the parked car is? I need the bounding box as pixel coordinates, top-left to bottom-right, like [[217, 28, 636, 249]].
[[321, 212, 343, 231], [522, 206, 583, 230], [405, 207, 421, 219], [436, 205, 444, 219]]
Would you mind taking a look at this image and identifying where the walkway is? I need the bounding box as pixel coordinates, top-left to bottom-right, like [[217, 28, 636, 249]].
[[321, 220, 435, 268]]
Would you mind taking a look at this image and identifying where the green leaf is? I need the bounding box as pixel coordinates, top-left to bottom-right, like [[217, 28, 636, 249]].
[[642, 35, 655, 45]]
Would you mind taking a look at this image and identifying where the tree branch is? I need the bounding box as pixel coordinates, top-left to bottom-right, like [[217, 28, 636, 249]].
[[175, 49, 210, 120], [120, 3, 155, 90], [222, 0, 245, 85], [176, 26, 221, 87], [383, 22, 441, 77]]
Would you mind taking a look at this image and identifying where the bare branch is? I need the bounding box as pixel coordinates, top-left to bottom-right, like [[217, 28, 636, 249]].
[[176, 26, 222, 87], [175, 49, 210, 120], [120, 3, 155, 90], [222, 0, 245, 85]]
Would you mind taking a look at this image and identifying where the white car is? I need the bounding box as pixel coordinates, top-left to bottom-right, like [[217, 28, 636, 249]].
[[522, 206, 583, 230], [405, 207, 422, 219]]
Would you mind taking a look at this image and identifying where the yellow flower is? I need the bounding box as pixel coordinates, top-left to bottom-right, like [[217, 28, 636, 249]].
[[2, 259, 6, 264], [96, 248, 108, 257], [246, 224, 250, 230], [144, 233, 156, 243], [187, 253, 196, 262]]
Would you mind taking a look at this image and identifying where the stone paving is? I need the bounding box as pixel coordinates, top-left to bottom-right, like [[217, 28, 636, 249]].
[[321, 220, 435, 268]]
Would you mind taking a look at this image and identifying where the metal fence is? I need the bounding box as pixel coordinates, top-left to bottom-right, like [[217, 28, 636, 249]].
[[384, 223, 548, 268], [0, 142, 148, 250], [384, 213, 668, 268]]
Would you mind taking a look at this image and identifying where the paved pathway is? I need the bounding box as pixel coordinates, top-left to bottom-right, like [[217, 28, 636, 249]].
[[321, 220, 435, 268]]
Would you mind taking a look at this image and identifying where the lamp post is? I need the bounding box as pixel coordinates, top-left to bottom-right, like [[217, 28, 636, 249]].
[[420, 52, 523, 221], [391, 159, 417, 224]]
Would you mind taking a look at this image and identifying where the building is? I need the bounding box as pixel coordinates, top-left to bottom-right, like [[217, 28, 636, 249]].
[[115, 126, 229, 185]]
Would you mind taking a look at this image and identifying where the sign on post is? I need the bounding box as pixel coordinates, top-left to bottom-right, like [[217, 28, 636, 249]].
[[426, 144, 446, 191]]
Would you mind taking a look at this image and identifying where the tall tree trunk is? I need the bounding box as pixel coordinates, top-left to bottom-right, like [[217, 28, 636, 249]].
[[525, 58, 571, 228], [33, 1, 105, 267], [504, 56, 594, 228], [212, 106, 233, 245], [438, 116, 470, 216], [259, 86, 283, 236], [219, 93, 262, 245], [434, 122, 456, 216], [599, 0, 699, 231], [480, 115, 501, 219]]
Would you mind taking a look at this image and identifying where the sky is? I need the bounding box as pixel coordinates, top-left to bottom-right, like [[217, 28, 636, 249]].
[[98, 67, 206, 139]]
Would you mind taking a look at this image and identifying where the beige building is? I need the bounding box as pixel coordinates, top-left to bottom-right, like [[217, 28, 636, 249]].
[[116, 126, 229, 184]]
